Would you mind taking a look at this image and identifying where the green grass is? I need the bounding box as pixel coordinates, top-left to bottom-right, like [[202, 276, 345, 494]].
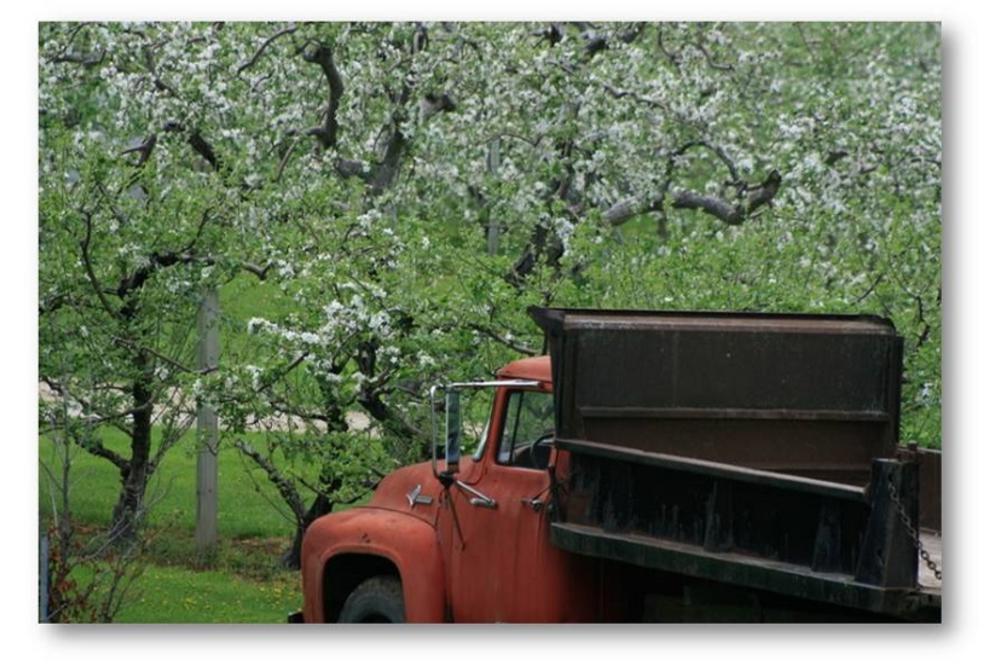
[[115, 563, 301, 623], [39, 428, 298, 539], [68, 557, 301, 623], [39, 426, 319, 622]]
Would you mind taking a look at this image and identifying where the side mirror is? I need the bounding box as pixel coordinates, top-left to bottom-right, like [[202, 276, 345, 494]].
[[444, 388, 462, 474]]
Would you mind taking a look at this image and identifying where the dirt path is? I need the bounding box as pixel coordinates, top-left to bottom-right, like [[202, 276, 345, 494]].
[[38, 382, 373, 434]]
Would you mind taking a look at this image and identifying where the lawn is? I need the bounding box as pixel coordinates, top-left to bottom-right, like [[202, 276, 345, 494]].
[[115, 563, 301, 624], [39, 427, 313, 623], [39, 428, 297, 538]]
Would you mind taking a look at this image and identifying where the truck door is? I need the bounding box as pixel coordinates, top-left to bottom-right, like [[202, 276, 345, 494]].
[[440, 388, 554, 622]]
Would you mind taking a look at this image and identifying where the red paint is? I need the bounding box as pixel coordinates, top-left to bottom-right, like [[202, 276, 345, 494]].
[[300, 355, 608, 622], [300, 505, 446, 622]]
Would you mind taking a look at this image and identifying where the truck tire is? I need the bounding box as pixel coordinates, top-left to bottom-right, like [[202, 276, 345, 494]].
[[337, 575, 405, 623]]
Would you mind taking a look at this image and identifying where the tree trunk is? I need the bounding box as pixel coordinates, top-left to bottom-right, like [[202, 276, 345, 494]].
[[281, 387, 348, 569], [282, 490, 336, 570], [109, 357, 153, 544]]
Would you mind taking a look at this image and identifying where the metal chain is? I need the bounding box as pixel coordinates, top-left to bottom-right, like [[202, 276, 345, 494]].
[[888, 480, 942, 580]]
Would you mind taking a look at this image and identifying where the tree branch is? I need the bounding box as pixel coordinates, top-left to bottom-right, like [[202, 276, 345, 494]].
[[302, 44, 345, 149], [563, 63, 670, 115], [187, 130, 219, 170], [78, 210, 120, 319], [235, 440, 306, 521], [119, 250, 269, 300], [257, 353, 310, 394], [670, 190, 745, 225], [693, 41, 735, 71], [42, 378, 132, 473], [110, 335, 196, 375], [79, 436, 130, 475], [745, 169, 783, 215], [162, 122, 219, 171], [602, 195, 665, 227], [419, 92, 456, 120], [52, 50, 105, 67], [467, 323, 540, 356], [275, 134, 302, 182], [237, 24, 297, 76], [595, 138, 763, 228], [673, 140, 741, 185], [142, 43, 179, 97], [670, 169, 782, 226], [334, 158, 370, 180], [119, 134, 157, 167], [370, 128, 407, 196]]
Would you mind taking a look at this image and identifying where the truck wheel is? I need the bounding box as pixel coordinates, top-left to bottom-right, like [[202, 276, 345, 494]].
[[337, 575, 405, 623]]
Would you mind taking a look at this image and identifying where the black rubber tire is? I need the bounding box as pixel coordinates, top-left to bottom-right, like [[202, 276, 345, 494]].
[[337, 575, 405, 623]]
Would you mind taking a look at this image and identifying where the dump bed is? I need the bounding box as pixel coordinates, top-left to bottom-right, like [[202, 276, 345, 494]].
[[531, 306, 903, 485], [530, 307, 940, 621]]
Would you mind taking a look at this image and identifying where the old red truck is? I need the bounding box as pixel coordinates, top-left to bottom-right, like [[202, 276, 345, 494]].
[[293, 307, 942, 623]]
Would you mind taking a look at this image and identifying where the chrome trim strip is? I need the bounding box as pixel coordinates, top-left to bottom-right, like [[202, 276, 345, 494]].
[[455, 479, 497, 509]]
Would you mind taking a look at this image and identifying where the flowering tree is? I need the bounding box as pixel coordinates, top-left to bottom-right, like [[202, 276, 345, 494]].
[[39, 22, 272, 540], [39, 21, 941, 557]]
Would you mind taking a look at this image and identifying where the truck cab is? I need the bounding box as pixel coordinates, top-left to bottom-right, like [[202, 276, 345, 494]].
[[298, 354, 599, 623]]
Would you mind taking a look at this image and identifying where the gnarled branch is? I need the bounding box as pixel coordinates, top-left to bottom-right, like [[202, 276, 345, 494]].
[[602, 195, 665, 227], [370, 129, 407, 196], [670, 190, 745, 225], [302, 44, 344, 149], [671, 169, 782, 226], [467, 323, 540, 356]]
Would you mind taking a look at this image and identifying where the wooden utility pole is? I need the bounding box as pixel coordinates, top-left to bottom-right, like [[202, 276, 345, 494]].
[[486, 139, 500, 255], [195, 287, 219, 552]]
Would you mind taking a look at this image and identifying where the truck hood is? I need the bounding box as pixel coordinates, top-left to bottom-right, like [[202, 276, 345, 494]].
[[365, 458, 455, 521]]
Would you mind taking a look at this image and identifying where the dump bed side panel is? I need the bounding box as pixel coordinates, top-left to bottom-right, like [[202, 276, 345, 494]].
[[531, 307, 904, 485], [531, 307, 937, 620]]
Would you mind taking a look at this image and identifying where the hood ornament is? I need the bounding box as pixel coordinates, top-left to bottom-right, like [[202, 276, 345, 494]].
[[406, 484, 434, 508]]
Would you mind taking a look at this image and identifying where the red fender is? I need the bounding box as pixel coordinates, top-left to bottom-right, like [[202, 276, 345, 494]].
[[300, 507, 446, 623]]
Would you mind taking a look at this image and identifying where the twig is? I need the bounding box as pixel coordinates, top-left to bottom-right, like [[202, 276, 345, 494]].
[[78, 210, 120, 320], [237, 24, 298, 76], [275, 134, 302, 182], [853, 272, 885, 304], [235, 439, 306, 520], [110, 336, 197, 375], [467, 323, 539, 356]]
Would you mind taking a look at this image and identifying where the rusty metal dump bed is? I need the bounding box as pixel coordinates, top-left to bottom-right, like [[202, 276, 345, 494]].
[[530, 307, 940, 621], [530, 306, 903, 486]]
